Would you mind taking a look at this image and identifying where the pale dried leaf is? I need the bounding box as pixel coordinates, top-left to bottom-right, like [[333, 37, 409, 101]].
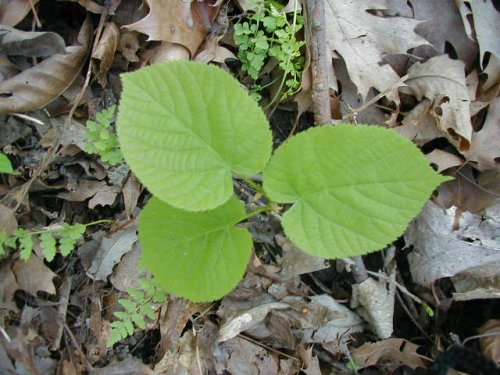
[[59, 180, 108, 202], [351, 338, 426, 370], [0, 18, 92, 115], [109, 242, 143, 291], [410, 0, 478, 70], [194, 36, 237, 64], [86, 226, 138, 280], [0, 261, 19, 312], [426, 149, 464, 173], [124, 0, 214, 57], [478, 319, 500, 364], [0, 26, 66, 57], [89, 357, 155, 375], [217, 302, 289, 342], [277, 234, 328, 278], [149, 42, 190, 65], [452, 274, 500, 301], [351, 273, 396, 338], [325, 0, 429, 101], [0, 0, 39, 27], [118, 31, 140, 63], [12, 255, 56, 295], [406, 201, 500, 286], [92, 22, 120, 85], [463, 0, 500, 65], [482, 54, 500, 91], [403, 55, 472, 151], [213, 337, 280, 375], [466, 96, 500, 171]]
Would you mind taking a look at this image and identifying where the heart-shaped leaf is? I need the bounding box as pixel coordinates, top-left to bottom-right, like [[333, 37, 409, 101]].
[[139, 196, 252, 302], [263, 125, 450, 258], [117, 61, 272, 211]]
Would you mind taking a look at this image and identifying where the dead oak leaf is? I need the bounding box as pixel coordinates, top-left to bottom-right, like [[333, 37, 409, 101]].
[[13, 256, 56, 296], [403, 54, 472, 152], [466, 96, 500, 171], [0, 18, 92, 115], [351, 338, 426, 370], [124, 0, 220, 57], [325, 0, 429, 102]]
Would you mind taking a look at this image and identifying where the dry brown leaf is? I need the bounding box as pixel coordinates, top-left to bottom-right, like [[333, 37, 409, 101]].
[[403, 55, 472, 151], [0, 18, 92, 115], [194, 36, 237, 64], [0, 261, 19, 312], [426, 149, 464, 173], [0, 27, 66, 57], [149, 42, 190, 65], [410, 0, 478, 70], [92, 22, 120, 86], [124, 0, 219, 57], [478, 319, 500, 364], [12, 256, 56, 296], [85, 225, 137, 281], [0, 0, 39, 27], [325, 0, 429, 102], [118, 30, 141, 63], [458, 0, 500, 66], [351, 338, 426, 370], [466, 96, 500, 171]]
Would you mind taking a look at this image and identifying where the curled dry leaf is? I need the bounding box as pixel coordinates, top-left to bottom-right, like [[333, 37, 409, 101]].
[[478, 319, 500, 364], [0, 18, 92, 115], [466, 96, 500, 171], [403, 55, 472, 151], [124, 0, 220, 57], [351, 338, 426, 370], [92, 22, 120, 85], [0, 27, 66, 57], [325, 0, 429, 102], [0, 0, 39, 27], [12, 255, 56, 296]]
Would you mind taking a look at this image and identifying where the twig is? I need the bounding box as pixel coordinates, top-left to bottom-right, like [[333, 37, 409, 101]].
[[342, 74, 409, 121], [305, 0, 331, 125]]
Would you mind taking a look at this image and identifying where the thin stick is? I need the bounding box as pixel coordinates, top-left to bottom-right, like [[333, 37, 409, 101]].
[[342, 75, 409, 121], [305, 0, 331, 125]]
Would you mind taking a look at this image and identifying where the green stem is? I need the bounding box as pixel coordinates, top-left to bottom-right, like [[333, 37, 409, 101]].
[[21, 219, 114, 236], [237, 174, 267, 197], [238, 204, 274, 222]]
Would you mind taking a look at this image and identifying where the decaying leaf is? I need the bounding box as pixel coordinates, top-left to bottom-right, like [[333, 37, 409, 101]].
[[124, 0, 219, 57], [0, 0, 40, 27], [466, 96, 500, 171], [406, 200, 500, 287], [478, 319, 500, 364], [351, 272, 396, 339], [458, 0, 500, 66], [351, 338, 426, 370], [325, 0, 429, 102], [0, 18, 92, 115], [85, 226, 138, 281], [410, 0, 478, 70], [92, 22, 120, 85], [12, 255, 56, 296], [403, 55, 472, 151], [0, 27, 66, 57]]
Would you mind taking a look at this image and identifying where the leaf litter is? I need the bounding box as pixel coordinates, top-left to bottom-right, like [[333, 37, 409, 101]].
[[0, 0, 499, 373]]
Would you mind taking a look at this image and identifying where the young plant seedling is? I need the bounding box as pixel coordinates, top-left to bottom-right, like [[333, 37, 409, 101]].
[[234, 0, 305, 102], [116, 61, 451, 302], [85, 105, 123, 166]]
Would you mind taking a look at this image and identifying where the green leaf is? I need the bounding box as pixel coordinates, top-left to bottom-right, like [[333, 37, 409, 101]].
[[117, 61, 272, 211], [0, 153, 15, 174], [127, 287, 145, 302], [139, 195, 253, 302], [114, 311, 130, 321], [17, 230, 33, 261], [131, 312, 146, 329], [263, 125, 451, 259], [119, 298, 137, 313], [140, 303, 157, 321], [39, 231, 57, 262]]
